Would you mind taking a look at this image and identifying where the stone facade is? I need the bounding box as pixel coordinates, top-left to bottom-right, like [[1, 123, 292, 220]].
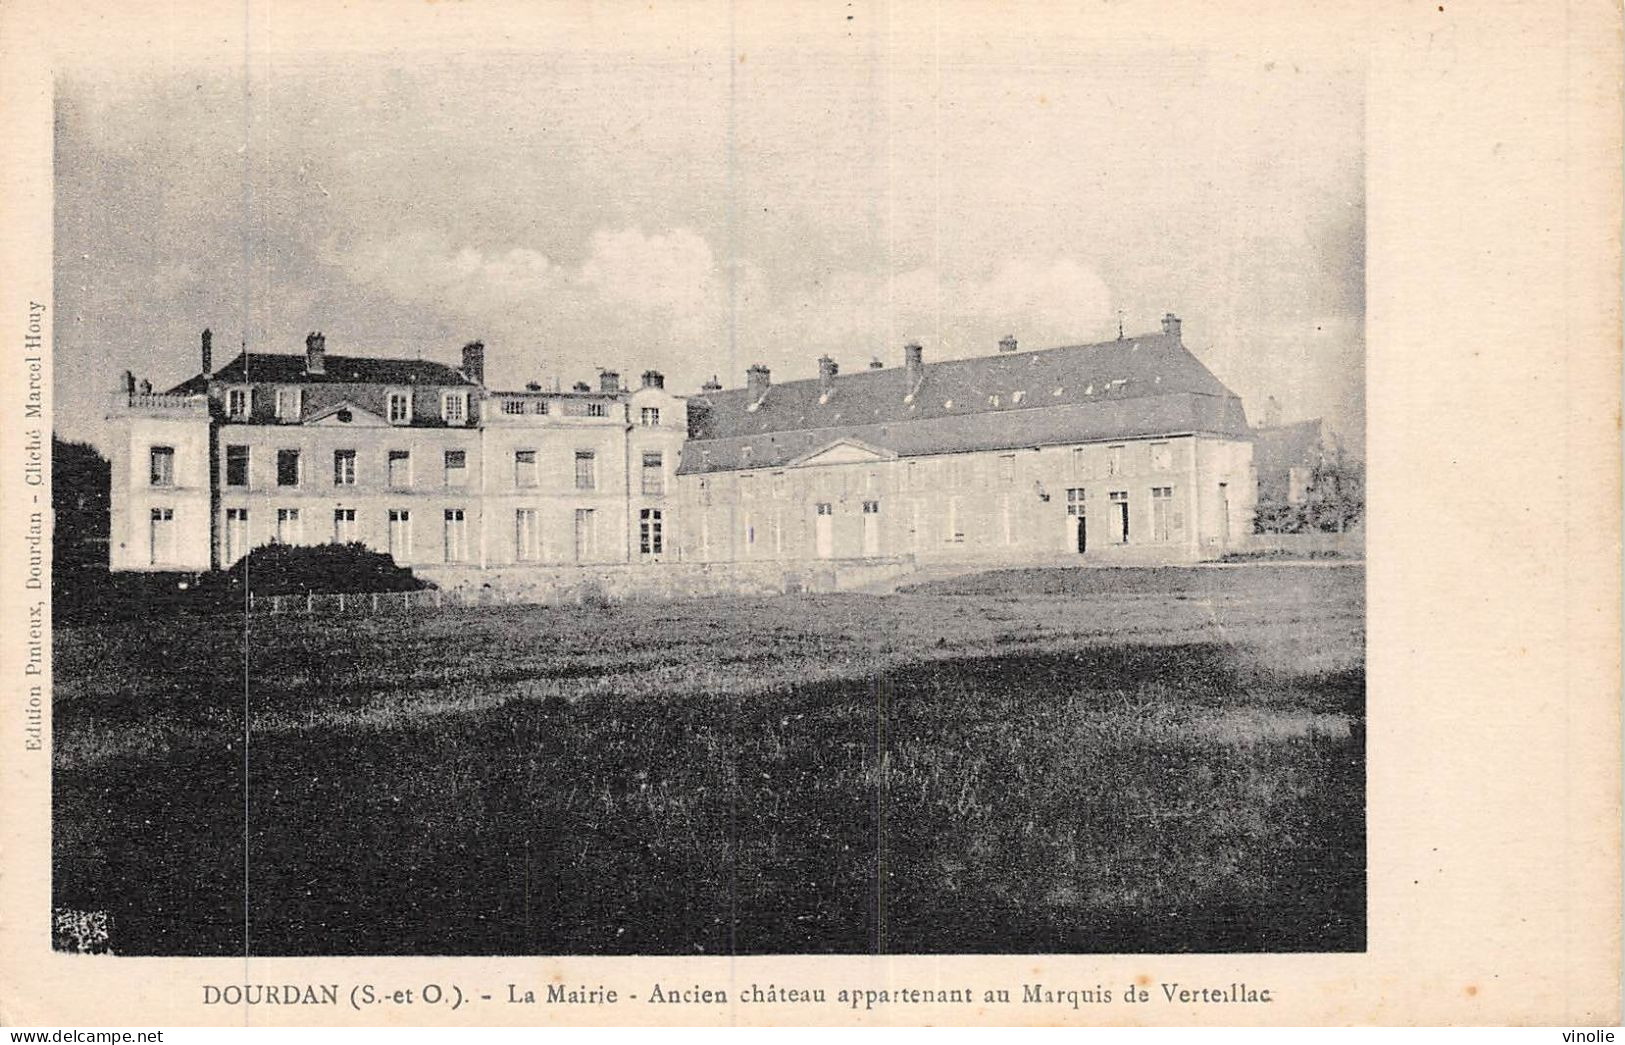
[[105, 333, 685, 572]]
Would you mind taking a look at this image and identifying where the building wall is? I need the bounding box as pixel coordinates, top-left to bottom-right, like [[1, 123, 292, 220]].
[[214, 420, 485, 567], [107, 395, 213, 571], [677, 432, 1256, 565], [107, 378, 689, 573]]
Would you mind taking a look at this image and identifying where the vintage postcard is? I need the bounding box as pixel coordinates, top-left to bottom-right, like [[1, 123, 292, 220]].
[[0, 0, 1618, 1028]]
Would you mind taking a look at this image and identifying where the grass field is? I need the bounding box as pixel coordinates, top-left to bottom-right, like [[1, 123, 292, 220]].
[[52, 564, 1364, 955]]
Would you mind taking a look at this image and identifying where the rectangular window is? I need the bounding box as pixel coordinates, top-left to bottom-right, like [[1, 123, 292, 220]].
[[275, 387, 302, 422], [573, 508, 596, 561], [1066, 487, 1086, 516], [640, 407, 660, 427], [515, 449, 538, 488], [698, 479, 711, 506], [641, 451, 664, 496], [574, 451, 596, 491], [225, 508, 249, 564], [587, 402, 608, 418], [444, 450, 467, 487], [906, 461, 919, 489], [640, 508, 664, 555], [148, 507, 174, 565], [739, 474, 755, 501], [441, 391, 468, 425], [515, 508, 541, 561], [275, 507, 302, 545], [531, 400, 549, 415], [388, 391, 412, 425], [772, 472, 787, 497], [225, 445, 249, 487], [388, 450, 411, 488], [388, 509, 412, 563], [333, 508, 357, 544], [1071, 446, 1085, 479], [1109, 490, 1130, 544], [333, 449, 356, 486], [149, 446, 175, 487], [226, 388, 250, 419], [443, 508, 467, 562], [502, 399, 525, 415], [999, 454, 1016, 483], [1107, 445, 1125, 477], [1151, 442, 1172, 472], [276, 449, 301, 487], [1151, 486, 1174, 541]]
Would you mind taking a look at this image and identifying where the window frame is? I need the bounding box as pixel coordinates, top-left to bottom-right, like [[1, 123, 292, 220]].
[[333, 449, 357, 487], [275, 387, 303, 422], [515, 449, 539, 489], [387, 390, 414, 426], [275, 449, 302, 488], [149, 446, 175, 487], [224, 444, 249, 487], [443, 449, 468, 487], [441, 390, 469, 426], [574, 450, 596, 491], [226, 386, 251, 420]]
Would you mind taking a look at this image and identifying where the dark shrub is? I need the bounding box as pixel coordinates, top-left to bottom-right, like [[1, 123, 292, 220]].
[[222, 542, 431, 597]]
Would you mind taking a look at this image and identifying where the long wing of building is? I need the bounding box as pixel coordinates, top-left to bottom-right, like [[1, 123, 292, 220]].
[[676, 315, 1256, 565]]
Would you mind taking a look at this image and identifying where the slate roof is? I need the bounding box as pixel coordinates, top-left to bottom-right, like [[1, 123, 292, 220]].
[[166, 352, 475, 394], [679, 330, 1251, 475]]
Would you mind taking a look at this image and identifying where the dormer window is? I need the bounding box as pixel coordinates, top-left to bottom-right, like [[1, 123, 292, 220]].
[[441, 391, 468, 425], [226, 387, 251, 420], [587, 402, 608, 418], [388, 390, 413, 425], [275, 387, 303, 422]]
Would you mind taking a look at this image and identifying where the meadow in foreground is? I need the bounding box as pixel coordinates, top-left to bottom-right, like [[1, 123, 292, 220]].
[[52, 565, 1364, 955]]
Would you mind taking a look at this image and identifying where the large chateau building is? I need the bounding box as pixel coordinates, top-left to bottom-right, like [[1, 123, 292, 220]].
[[106, 332, 685, 572], [105, 314, 1256, 574], [677, 315, 1255, 565]]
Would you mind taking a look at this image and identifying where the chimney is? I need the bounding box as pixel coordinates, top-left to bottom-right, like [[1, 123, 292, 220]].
[[525, 380, 543, 392], [305, 331, 326, 375], [746, 364, 771, 399], [120, 370, 135, 397], [201, 328, 213, 376], [137, 378, 152, 395], [1161, 313, 1182, 341], [599, 369, 621, 394], [817, 355, 839, 394], [701, 375, 723, 393], [868, 357, 884, 370], [904, 342, 924, 382], [998, 334, 1018, 353], [573, 380, 591, 393], [462, 340, 486, 385], [641, 369, 665, 390]]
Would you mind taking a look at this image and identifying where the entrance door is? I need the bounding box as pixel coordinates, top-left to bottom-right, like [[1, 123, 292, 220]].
[[862, 501, 880, 556], [814, 503, 834, 558], [1065, 487, 1086, 554]]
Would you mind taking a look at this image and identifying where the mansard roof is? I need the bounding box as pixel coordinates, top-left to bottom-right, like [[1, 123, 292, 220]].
[[166, 351, 475, 394], [678, 330, 1251, 475]]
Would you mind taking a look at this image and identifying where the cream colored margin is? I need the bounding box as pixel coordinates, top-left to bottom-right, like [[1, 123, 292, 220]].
[[0, 0, 1618, 1027]]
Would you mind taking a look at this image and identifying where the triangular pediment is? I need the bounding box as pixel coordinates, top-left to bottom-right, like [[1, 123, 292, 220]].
[[787, 437, 897, 468], [305, 399, 392, 427]]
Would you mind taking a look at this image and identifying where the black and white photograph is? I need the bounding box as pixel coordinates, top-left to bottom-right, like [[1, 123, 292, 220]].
[[40, 12, 1373, 963]]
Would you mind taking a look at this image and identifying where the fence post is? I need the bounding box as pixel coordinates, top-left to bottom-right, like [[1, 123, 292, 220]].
[[307, 592, 314, 614], [372, 593, 379, 613]]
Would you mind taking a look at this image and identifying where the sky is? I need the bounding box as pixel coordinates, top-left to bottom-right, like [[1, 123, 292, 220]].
[[52, 24, 1363, 453]]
